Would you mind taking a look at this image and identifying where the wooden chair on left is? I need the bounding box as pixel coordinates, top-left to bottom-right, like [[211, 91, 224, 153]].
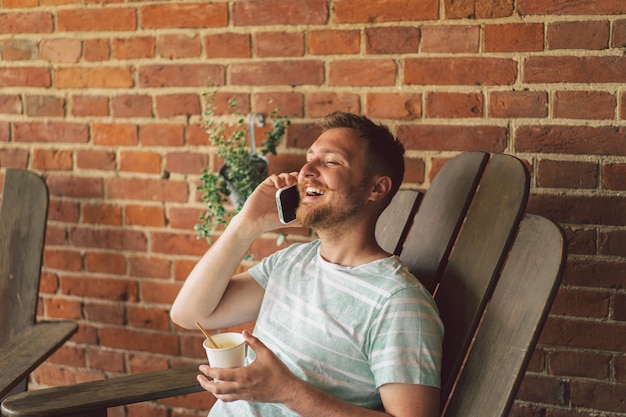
[[0, 169, 77, 401]]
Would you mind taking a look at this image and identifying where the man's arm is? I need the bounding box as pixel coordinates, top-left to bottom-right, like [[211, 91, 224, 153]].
[[198, 331, 440, 417], [170, 173, 297, 331]]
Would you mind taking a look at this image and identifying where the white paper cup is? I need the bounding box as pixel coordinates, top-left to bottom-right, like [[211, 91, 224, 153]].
[[203, 332, 247, 369]]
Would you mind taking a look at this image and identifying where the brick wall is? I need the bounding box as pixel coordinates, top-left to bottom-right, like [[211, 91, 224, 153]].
[[1, 0, 626, 416]]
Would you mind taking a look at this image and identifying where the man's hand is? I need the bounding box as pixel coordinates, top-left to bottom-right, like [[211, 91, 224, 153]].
[[235, 172, 299, 236], [197, 330, 301, 404]]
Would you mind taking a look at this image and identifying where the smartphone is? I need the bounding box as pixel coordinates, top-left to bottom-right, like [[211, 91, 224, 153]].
[[276, 184, 300, 225]]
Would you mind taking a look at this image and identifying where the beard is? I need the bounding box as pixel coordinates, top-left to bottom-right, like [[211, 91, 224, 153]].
[[296, 178, 370, 231]]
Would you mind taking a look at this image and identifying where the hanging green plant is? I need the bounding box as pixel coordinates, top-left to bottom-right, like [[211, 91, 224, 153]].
[[195, 91, 290, 242]]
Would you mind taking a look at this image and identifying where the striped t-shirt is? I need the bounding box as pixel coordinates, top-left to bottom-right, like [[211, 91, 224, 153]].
[[208, 240, 443, 417]]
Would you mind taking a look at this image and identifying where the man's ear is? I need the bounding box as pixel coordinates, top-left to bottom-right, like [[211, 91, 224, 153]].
[[369, 176, 392, 202]]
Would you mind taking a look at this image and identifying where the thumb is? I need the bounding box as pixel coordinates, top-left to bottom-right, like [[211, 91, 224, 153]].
[[242, 330, 266, 352]]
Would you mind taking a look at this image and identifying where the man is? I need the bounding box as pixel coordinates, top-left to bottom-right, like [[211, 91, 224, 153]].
[[170, 111, 443, 417]]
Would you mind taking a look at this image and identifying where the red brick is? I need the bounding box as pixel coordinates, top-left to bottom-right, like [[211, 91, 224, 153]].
[[615, 20, 626, 47], [168, 207, 202, 231], [232, 60, 324, 86], [548, 20, 609, 50], [484, 23, 544, 52], [173, 259, 196, 281], [0, 123, 9, 143], [519, 0, 626, 15], [524, 56, 626, 83], [365, 26, 420, 54], [404, 157, 426, 184], [489, 91, 548, 118], [32, 363, 103, 387], [528, 193, 626, 227], [76, 149, 116, 171], [308, 30, 360, 55], [253, 92, 304, 118], [43, 297, 82, 320], [141, 3, 227, 29], [92, 123, 138, 146], [14, 121, 88, 143], [334, 0, 437, 22], [516, 374, 567, 406], [32, 148, 73, 171], [140, 281, 181, 305], [166, 152, 208, 175], [139, 64, 221, 88], [47, 199, 79, 223], [155, 93, 201, 118], [86, 348, 125, 373], [157, 34, 201, 59], [0, 67, 50, 87], [44, 248, 82, 272], [26, 95, 65, 117], [84, 301, 125, 325], [397, 124, 507, 152], [550, 287, 609, 318], [40, 38, 81, 62], [0, 94, 22, 114], [603, 163, 626, 190], [140, 124, 185, 147], [71, 95, 109, 117], [614, 294, 626, 322], [562, 226, 597, 256], [151, 232, 208, 256], [561, 258, 626, 289], [113, 36, 155, 60], [83, 38, 110, 61], [329, 59, 396, 86], [445, 0, 514, 18], [125, 205, 166, 228], [128, 352, 170, 374], [421, 25, 479, 53], [306, 92, 360, 117], [82, 204, 123, 227], [70, 227, 147, 252], [46, 345, 85, 368], [406, 57, 517, 86], [571, 380, 626, 413], [84, 251, 126, 275], [99, 327, 179, 355], [128, 255, 170, 279], [55, 66, 134, 88], [187, 123, 209, 146], [233, 0, 328, 25], [553, 90, 616, 120], [537, 159, 598, 189], [127, 306, 171, 331], [120, 151, 162, 174], [516, 125, 626, 156], [204, 33, 251, 58], [622, 92, 626, 120], [111, 95, 153, 118], [255, 31, 304, 57], [0, 149, 28, 168], [0, 11, 53, 33], [2, 38, 38, 60], [365, 93, 421, 120], [58, 8, 136, 31], [61, 274, 139, 301], [599, 230, 626, 257], [2, 0, 38, 7], [46, 175, 103, 199], [106, 177, 188, 202], [425, 92, 483, 118], [44, 225, 67, 246]]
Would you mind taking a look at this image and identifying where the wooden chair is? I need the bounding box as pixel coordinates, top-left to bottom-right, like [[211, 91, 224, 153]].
[[1, 152, 567, 417], [0, 169, 78, 401]]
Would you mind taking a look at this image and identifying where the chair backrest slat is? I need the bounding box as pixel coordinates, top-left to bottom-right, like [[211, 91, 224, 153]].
[[443, 214, 566, 417], [0, 169, 49, 343]]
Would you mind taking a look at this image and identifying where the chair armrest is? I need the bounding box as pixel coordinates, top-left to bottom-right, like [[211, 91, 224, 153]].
[[0, 321, 77, 398], [1, 365, 203, 417]]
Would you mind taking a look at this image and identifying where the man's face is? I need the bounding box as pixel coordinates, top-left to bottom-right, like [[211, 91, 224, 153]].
[[296, 128, 372, 230]]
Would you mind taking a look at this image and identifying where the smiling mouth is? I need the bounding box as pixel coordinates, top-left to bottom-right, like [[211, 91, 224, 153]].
[[305, 186, 325, 197]]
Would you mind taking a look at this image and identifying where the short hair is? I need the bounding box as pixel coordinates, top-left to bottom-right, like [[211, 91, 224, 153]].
[[320, 111, 405, 206]]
